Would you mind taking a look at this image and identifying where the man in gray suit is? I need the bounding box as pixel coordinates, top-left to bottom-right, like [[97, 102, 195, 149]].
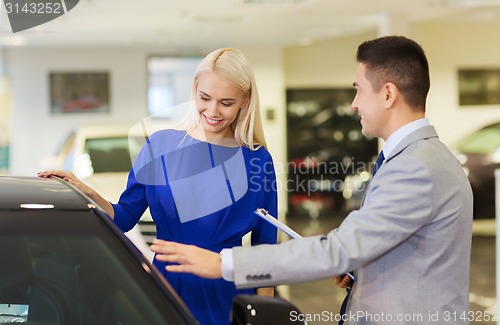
[[152, 36, 473, 324]]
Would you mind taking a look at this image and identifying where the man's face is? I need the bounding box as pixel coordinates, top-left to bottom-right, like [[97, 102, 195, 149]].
[[351, 63, 387, 140]]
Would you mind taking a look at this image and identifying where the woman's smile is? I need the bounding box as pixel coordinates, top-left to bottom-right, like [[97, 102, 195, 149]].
[[203, 114, 223, 126]]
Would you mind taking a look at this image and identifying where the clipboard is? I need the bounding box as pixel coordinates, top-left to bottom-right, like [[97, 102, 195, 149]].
[[254, 208, 356, 282], [254, 208, 303, 239]]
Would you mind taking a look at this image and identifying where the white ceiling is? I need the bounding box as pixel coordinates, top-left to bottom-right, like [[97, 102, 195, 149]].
[[1, 0, 500, 52]]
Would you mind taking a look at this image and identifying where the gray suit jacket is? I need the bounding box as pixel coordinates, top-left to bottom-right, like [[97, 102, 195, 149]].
[[233, 125, 473, 324]]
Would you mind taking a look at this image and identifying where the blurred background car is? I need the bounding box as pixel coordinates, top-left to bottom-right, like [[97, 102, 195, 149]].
[[0, 176, 305, 325], [286, 88, 378, 220], [342, 168, 372, 214], [343, 121, 500, 220], [452, 121, 500, 219], [41, 124, 157, 260]]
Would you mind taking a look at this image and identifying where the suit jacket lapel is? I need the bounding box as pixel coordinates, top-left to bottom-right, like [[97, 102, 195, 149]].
[[359, 125, 439, 207], [384, 125, 439, 163]]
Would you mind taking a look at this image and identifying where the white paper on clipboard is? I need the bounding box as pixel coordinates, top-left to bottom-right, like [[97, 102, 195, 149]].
[[254, 208, 356, 282], [254, 208, 303, 239]]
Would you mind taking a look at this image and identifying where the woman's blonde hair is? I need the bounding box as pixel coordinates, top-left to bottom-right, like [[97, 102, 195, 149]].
[[179, 48, 267, 150]]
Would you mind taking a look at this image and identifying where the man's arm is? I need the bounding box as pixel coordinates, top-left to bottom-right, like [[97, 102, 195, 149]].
[[150, 234, 356, 289], [151, 155, 435, 288]]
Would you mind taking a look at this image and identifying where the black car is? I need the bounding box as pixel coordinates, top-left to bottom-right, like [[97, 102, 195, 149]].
[[452, 121, 500, 219], [0, 176, 200, 324], [0, 176, 304, 325]]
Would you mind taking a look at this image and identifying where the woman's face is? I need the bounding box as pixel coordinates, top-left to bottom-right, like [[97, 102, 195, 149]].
[[195, 71, 248, 139]]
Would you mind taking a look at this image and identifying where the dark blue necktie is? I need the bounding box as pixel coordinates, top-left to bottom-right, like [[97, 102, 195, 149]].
[[338, 150, 385, 325], [339, 289, 350, 325], [372, 150, 385, 176]]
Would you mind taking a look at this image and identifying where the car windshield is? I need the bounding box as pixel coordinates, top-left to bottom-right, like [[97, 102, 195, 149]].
[[84, 137, 133, 173], [0, 210, 193, 324], [454, 124, 500, 155]]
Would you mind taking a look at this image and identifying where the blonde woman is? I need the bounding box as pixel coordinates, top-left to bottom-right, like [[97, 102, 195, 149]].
[[38, 48, 278, 325]]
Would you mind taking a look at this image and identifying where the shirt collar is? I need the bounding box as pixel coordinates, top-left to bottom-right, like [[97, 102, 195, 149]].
[[383, 118, 430, 157]]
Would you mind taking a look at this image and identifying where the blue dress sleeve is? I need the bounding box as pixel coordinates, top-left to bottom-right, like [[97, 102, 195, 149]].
[[111, 129, 169, 232], [250, 150, 278, 246], [112, 169, 148, 232]]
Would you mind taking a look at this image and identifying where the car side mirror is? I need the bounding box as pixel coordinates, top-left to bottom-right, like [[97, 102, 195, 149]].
[[231, 294, 306, 325]]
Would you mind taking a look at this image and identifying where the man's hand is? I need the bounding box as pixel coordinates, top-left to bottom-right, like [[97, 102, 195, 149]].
[[332, 274, 354, 289], [151, 239, 222, 279], [256, 287, 274, 297]]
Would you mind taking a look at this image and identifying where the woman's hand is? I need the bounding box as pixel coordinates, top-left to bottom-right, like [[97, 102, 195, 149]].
[[151, 239, 223, 279], [36, 169, 114, 218], [37, 170, 93, 196]]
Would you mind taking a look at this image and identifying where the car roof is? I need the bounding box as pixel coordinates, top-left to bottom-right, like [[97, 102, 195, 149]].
[[482, 121, 500, 129], [75, 123, 134, 136], [72, 121, 177, 139], [0, 176, 94, 211]]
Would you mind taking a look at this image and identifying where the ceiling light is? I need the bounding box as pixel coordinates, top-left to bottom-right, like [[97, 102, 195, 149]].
[[1, 36, 26, 46]]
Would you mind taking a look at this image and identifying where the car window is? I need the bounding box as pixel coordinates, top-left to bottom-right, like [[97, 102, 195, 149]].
[[454, 125, 500, 154], [0, 210, 195, 325], [84, 137, 133, 173]]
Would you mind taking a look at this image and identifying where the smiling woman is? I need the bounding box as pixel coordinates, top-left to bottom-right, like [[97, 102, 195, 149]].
[[38, 48, 279, 325]]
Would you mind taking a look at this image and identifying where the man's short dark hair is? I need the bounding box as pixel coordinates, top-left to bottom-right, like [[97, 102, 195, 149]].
[[356, 35, 430, 111]]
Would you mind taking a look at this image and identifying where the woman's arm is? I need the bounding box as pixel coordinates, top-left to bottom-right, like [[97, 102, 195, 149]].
[[37, 170, 114, 218]]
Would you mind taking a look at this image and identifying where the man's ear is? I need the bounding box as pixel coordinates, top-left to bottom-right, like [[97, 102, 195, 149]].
[[384, 82, 398, 109]]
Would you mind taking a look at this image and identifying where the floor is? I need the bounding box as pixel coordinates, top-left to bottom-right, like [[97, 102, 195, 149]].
[[282, 214, 496, 325]]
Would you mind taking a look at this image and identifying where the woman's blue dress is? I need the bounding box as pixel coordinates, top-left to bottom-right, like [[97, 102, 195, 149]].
[[112, 129, 278, 325]]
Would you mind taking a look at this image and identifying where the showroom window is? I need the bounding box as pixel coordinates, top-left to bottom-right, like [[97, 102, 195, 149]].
[[147, 56, 202, 121]]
